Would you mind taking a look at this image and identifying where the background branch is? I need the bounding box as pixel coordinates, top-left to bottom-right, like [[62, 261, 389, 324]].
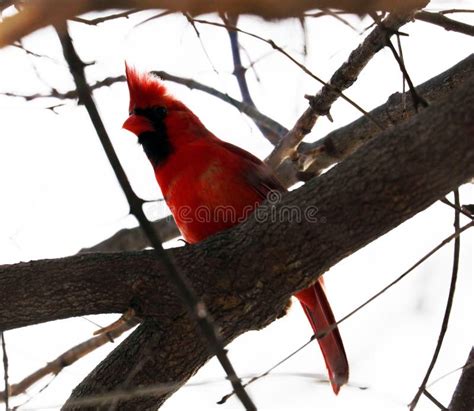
[[416, 11, 474, 36]]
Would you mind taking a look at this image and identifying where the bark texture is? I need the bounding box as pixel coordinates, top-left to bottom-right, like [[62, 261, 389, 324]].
[[449, 347, 474, 411]]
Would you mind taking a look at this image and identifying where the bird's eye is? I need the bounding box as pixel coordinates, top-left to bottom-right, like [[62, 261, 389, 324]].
[[152, 106, 167, 118]]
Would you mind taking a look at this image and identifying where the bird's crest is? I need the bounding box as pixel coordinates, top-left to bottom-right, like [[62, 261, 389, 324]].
[[125, 63, 180, 112]]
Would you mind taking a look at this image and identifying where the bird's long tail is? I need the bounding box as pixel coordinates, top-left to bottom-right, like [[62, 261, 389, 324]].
[[295, 278, 349, 394]]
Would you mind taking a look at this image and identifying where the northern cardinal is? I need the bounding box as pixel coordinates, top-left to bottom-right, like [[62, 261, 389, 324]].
[[123, 66, 349, 394]]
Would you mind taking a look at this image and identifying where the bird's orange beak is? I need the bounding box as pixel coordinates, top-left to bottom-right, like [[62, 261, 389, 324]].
[[122, 114, 153, 136]]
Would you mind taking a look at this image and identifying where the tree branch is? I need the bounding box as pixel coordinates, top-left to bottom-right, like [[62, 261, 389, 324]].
[[0, 70, 473, 409], [266, 6, 428, 170], [0, 0, 431, 48], [416, 11, 474, 36], [297, 53, 473, 179]]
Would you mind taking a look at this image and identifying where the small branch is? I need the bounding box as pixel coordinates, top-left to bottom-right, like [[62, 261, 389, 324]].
[[1, 332, 8, 410], [423, 388, 448, 410], [221, 13, 283, 145], [449, 347, 474, 410], [416, 11, 474, 36], [409, 190, 461, 410], [265, 7, 426, 170], [70, 9, 141, 25], [0, 320, 138, 402], [55, 23, 255, 411]]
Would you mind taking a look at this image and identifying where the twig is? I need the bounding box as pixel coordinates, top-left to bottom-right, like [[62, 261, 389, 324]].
[[416, 11, 474, 36], [54, 22, 256, 411], [1, 332, 8, 410], [183, 12, 218, 74], [440, 9, 474, 15], [0, 320, 137, 401], [222, 14, 255, 106], [423, 388, 448, 410], [70, 9, 141, 25], [409, 190, 461, 410], [221, 218, 473, 403], [221, 13, 283, 144], [371, 11, 428, 110], [264, 8, 424, 169]]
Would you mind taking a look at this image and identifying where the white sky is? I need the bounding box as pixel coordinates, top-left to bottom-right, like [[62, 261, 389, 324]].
[[0, 1, 473, 410]]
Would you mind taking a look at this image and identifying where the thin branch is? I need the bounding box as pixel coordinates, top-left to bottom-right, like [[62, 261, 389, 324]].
[[0, 319, 138, 402], [440, 9, 474, 15], [54, 22, 256, 411], [265, 7, 426, 169], [384, 35, 428, 109], [416, 11, 474, 36], [0, 332, 8, 410], [409, 190, 461, 410], [70, 9, 141, 25], [423, 388, 448, 410], [221, 13, 283, 144]]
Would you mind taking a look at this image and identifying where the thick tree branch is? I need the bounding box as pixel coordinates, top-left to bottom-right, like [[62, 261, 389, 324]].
[[297, 53, 473, 179], [449, 347, 474, 411], [0, 0, 430, 48], [0, 71, 473, 409]]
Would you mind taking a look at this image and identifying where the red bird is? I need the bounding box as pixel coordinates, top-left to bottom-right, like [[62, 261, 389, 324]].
[[123, 66, 349, 394]]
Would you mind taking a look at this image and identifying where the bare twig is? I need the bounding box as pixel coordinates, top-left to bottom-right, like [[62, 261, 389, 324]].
[[265, 7, 426, 169], [1, 332, 8, 410], [440, 9, 474, 15], [70, 9, 141, 25], [409, 190, 461, 410], [423, 388, 448, 410], [221, 219, 474, 403], [0, 320, 137, 401], [416, 11, 474, 36], [55, 22, 256, 411], [221, 13, 283, 144]]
